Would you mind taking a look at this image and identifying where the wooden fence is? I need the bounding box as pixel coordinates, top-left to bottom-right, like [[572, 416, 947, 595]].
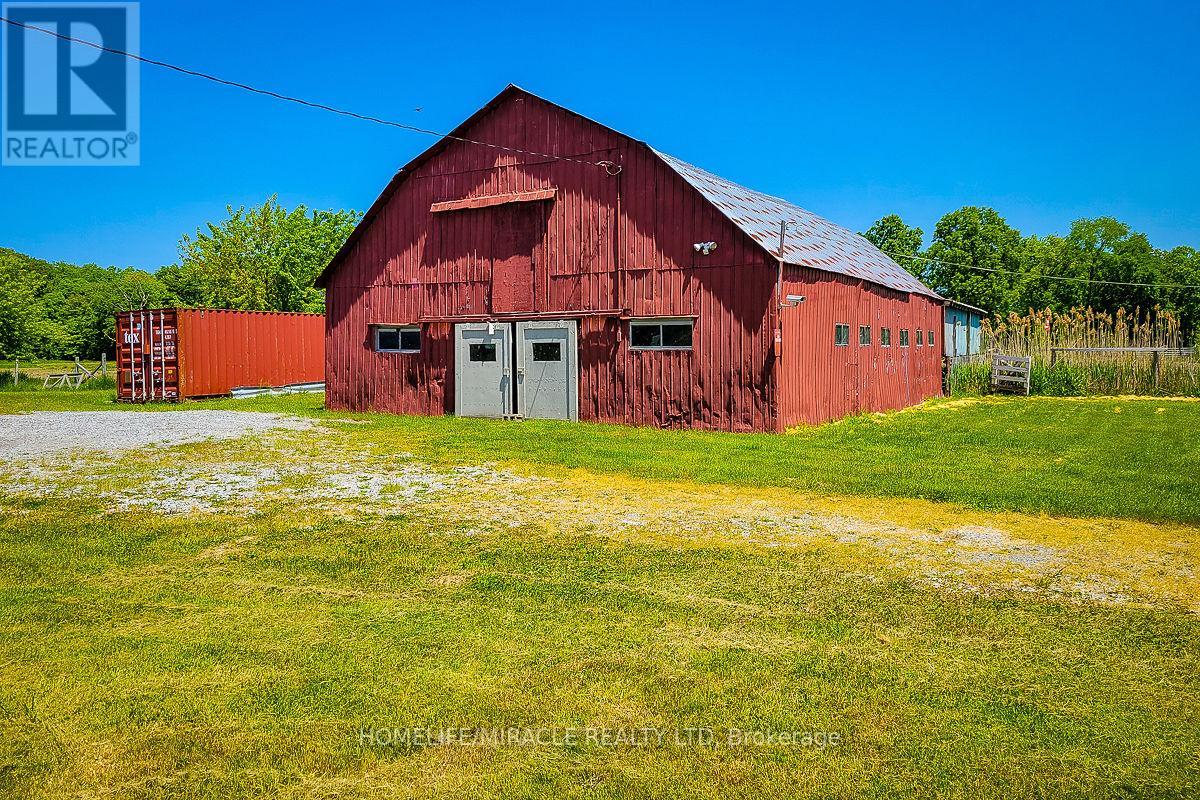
[[1049, 347, 1196, 391], [36, 356, 107, 389]]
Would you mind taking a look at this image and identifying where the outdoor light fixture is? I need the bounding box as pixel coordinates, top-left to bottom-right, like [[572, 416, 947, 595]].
[[783, 294, 806, 306], [693, 241, 718, 255]]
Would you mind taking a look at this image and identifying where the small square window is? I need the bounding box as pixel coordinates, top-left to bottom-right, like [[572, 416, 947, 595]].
[[532, 341, 561, 362], [916, 329, 924, 346], [630, 319, 693, 350], [900, 329, 910, 347], [469, 343, 497, 362], [880, 327, 892, 347], [376, 328, 400, 352], [631, 324, 661, 348], [661, 323, 693, 348], [834, 323, 849, 346], [399, 328, 421, 352], [859, 325, 871, 346]]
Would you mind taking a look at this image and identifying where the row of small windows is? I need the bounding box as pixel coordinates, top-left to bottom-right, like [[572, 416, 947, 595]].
[[376, 321, 929, 355], [835, 324, 934, 348]]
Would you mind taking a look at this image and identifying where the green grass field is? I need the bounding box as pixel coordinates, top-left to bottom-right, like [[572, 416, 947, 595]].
[[1, 390, 1198, 798]]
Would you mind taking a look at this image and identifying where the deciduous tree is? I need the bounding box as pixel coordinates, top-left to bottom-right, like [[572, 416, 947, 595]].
[[169, 197, 359, 313], [862, 215, 925, 278]]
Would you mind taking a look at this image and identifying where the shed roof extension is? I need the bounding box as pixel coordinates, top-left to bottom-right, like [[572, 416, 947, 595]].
[[944, 298, 988, 315]]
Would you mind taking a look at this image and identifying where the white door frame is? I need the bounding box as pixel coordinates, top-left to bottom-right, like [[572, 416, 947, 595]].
[[516, 319, 579, 422], [453, 322, 513, 418]]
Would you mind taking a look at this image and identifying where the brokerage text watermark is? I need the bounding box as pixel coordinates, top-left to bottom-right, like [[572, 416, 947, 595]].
[[357, 726, 843, 750]]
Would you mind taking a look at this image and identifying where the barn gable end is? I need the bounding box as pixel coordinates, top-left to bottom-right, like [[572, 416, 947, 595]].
[[322, 87, 782, 431]]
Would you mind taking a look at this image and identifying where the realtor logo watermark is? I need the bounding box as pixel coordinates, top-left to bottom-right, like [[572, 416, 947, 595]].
[[2, 1, 139, 165]]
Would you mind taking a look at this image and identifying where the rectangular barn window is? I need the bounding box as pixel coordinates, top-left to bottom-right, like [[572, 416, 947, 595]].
[[630, 319, 693, 350], [916, 329, 924, 346], [859, 325, 871, 346], [880, 327, 892, 347], [532, 342, 561, 362], [900, 329, 910, 347], [469, 343, 497, 362], [928, 330, 936, 348], [834, 323, 850, 346], [375, 326, 421, 353]]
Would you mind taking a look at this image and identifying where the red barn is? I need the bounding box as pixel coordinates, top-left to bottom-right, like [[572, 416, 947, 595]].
[[317, 86, 943, 432]]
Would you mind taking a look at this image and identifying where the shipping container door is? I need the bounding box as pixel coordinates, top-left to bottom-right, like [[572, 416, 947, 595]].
[[517, 320, 578, 421], [454, 323, 512, 418], [117, 309, 179, 402]]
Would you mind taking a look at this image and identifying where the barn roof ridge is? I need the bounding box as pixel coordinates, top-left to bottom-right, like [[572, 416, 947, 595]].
[[317, 85, 940, 299], [650, 149, 939, 298]]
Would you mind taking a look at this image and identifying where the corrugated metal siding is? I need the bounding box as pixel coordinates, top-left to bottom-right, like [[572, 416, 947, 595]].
[[324, 92, 777, 431], [117, 308, 324, 401], [778, 266, 942, 426], [177, 309, 323, 397]]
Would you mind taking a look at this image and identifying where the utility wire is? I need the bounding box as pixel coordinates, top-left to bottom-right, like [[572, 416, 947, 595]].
[[0, 16, 622, 173], [887, 251, 1200, 290]]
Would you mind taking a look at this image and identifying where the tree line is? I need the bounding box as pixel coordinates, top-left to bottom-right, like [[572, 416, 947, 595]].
[[0, 198, 359, 360], [862, 208, 1200, 339], [2, 199, 1196, 361]]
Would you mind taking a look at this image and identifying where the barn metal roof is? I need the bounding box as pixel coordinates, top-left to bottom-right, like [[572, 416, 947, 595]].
[[654, 150, 940, 298], [319, 85, 941, 300]]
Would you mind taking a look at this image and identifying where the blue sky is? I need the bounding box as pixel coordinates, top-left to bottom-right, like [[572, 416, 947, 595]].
[[2, 0, 1198, 270]]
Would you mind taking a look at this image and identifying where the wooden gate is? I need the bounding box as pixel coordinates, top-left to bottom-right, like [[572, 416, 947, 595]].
[[991, 353, 1031, 395]]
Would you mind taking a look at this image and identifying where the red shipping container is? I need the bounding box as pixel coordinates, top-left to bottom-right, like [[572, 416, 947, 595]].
[[116, 308, 324, 401]]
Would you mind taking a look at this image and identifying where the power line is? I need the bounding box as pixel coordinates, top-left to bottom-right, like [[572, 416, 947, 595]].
[[0, 16, 622, 173], [4, 13, 1193, 286], [887, 251, 1200, 290]]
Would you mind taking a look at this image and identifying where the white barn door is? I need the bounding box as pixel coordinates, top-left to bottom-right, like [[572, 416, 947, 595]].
[[517, 320, 578, 421], [454, 323, 512, 418]]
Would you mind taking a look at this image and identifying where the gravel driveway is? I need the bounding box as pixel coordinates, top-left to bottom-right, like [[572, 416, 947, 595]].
[[0, 410, 310, 461]]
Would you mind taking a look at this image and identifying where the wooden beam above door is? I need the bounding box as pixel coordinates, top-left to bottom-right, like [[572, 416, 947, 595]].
[[430, 188, 557, 214]]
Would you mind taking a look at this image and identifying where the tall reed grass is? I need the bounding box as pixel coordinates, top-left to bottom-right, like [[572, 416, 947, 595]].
[[948, 308, 1200, 397]]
